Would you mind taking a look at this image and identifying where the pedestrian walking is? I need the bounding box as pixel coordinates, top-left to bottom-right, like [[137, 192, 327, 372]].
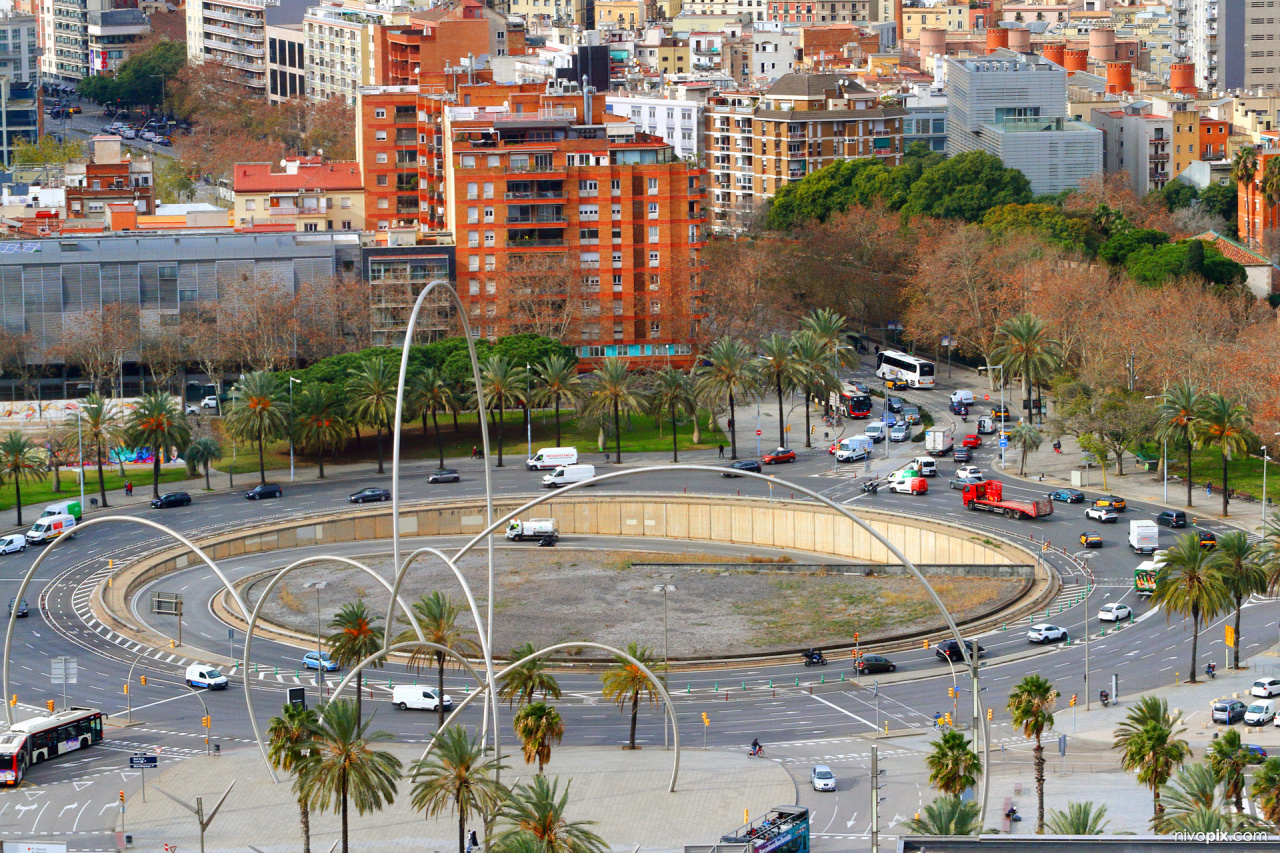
[[1206, 480, 1213, 497], [718, 443, 725, 458], [124, 480, 133, 497], [468, 831, 480, 853]]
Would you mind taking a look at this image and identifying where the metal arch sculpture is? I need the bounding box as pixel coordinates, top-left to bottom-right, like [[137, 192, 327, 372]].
[[1, 515, 256, 728], [328, 640, 681, 793]]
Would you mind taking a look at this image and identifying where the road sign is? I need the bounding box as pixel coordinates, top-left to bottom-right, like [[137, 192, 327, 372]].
[[287, 686, 307, 709], [941, 336, 952, 348], [50, 657, 77, 685], [755, 429, 762, 436], [150, 592, 183, 615], [1058, 734, 1068, 757], [1226, 624, 1236, 647], [984, 394, 990, 401], [129, 755, 159, 769], [999, 438, 1009, 449]]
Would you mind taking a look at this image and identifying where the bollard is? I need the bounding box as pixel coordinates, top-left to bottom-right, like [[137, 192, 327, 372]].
[[714, 683, 718, 691], [1175, 672, 1179, 685], [841, 673, 845, 682], [1101, 628, 1106, 637], [820, 675, 825, 684], [725, 691, 729, 701], [687, 684, 692, 693], [769, 679, 773, 688], [742, 682, 746, 690], [796, 677, 800, 686], [274, 666, 278, 677]]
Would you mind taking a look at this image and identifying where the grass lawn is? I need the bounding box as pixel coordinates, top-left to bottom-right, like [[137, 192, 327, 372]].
[[1154, 444, 1278, 504], [0, 467, 193, 516]]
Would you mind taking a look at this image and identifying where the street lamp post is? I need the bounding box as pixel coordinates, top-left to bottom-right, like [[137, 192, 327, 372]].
[[303, 581, 328, 705], [652, 583, 675, 749], [288, 377, 301, 482], [526, 362, 533, 461], [1264, 434, 1278, 529], [1073, 552, 1095, 710], [1143, 396, 1167, 502], [75, 410, 84, 509], [984, 365, 1005, 468]]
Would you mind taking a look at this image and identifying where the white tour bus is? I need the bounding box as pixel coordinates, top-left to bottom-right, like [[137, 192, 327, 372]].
[[875, 350, 936, 388]]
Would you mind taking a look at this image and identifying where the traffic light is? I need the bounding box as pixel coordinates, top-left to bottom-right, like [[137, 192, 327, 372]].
[[139, 676, 147, 686], [45, 699, 54, 712], [119, 791, 125, 804], [1070, 693, 1077, 708], [201, 715, 211, 729], [948, 687, 955, 698], [853, 632, 859, 643], [944, 713, 952, 726], [987, 708, 993, 721], [701, 712, 709, 727], [123, 684, 128, 695]]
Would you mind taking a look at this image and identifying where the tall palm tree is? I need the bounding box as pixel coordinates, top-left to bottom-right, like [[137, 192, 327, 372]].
[[798, 307, 857, 369], [1116, 718, 1193, 821], [410, 725, 507, 853], [599, 641, 660, 750], [225, 371, 289, 485], [79, 393, 116, 508], [1263, 155, 1280, 233], [347, 357, 397, 475], [790, 330, 837, 448], [184, 436, 222, 491], [267, 701, 320, 853], [1208, 727, 1259, 812], [0, 431, 47, 528], [990, 313, 1061, 425], [924, 730, 981, 796], [293, 384, 351, 479], [1251, 756, 1280, 825], [407, 368, 455, 470], [1151, 532, 1230, 683], [326, 600, 385, 725], [123, 392, 191, 499], [1232, 146, 1260, 245], [532, 355, 581, 447], [647, 367, 696, 463], [394, 591, 479, 731], [695, 336, 758, 460], [584, 358, 644, 464], [498, 642, 562, 708], [1046, 802, 1109, 835], [481, 355, 528, 468], [903, 795, 980, 836], [494, 776, 607, 853], [1007, 674, 1057, 834], [512, 702, 565, 775], [1113, 696, 1184, 762], [1209, 532, 1266, 670], [1158, 762, 1221, 833], [295, 699, 402, 853], [1194, 393, 1256, 517], [756, 334, 804, 449], [1009, 422, 1042, 476], [1155, 380, 1204, 509]]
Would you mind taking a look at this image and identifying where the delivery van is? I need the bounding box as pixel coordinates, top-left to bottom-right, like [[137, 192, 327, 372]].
[[1246, 699, 1276, 726], [392, 685, 453, 711], [835, 436, 873, 462], [505, 519, 559, 541], [526, 447, 578, 471], [1128, 520, 1159, 555], [542, 463, 595, 488], [185, 663, 228, 690], [41, 500, 82, 521], [26, 514, 76, 544], [911, 457, 938, 477], [864, 422, 886, 443]]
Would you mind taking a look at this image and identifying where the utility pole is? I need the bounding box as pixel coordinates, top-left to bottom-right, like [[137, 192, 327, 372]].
[[870, 745, 880, 853]]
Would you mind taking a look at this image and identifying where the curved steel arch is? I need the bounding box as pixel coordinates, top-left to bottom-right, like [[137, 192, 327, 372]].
[[2, 515, 255, 729]]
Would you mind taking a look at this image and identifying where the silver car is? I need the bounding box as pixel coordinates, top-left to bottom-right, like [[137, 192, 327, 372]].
[[888, 424, 910, 442], [811, 765, 836, 791]]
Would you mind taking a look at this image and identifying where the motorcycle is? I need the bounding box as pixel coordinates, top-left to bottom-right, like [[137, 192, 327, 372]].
[[1100, 689, 1110, 707], [1206, 663, 1217, 679], [537, 533, 559, 547], [802, 648, 827, 667], [860, 480, 879, 495]]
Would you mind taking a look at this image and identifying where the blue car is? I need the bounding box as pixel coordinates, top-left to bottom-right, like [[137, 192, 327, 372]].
[[304, 651, 339, 671], [1048, 488, 1085, 504]]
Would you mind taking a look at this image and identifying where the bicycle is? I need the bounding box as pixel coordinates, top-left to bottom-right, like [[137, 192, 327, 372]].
[[749, 745, 765, 757]]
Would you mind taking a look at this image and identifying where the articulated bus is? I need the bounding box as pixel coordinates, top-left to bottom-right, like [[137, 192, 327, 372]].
[[875, 350, 936, 388], [829, 382, 873, 418], [0, 707, 104, 785]]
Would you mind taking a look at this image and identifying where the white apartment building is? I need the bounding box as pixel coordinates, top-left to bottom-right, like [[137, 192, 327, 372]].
[[303, 2, 389, 105], [606, 93, 703, 158], [186, 0, 303, 92], [0, 13, 41, 84], [1092, 101, 1173, 195], [42, 0, 129, 83], [1187, 0, 1279, 92], [87, 8, 149, 76]]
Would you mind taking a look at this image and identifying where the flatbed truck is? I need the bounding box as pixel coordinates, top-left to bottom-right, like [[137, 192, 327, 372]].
[[960, 480, 1054, 520]]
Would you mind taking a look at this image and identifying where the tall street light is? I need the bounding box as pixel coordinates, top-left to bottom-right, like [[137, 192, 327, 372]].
[[303, 580, 328, 706], [984, 365, 1005, 469], [1144, 395, 1167, 503], [288, 377, 301, 482], [652, 583, 675, 749], [74, 409, 85, 509], [1265, 432, 1279, 529]]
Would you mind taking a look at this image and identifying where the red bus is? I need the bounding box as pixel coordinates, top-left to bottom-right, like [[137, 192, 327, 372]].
[[0, 707, 104, 785], [830, 383, 873, 419]]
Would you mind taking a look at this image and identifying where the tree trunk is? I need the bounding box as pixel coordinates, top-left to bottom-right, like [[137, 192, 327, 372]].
[[613, 398, 622, 464], [452, 408, 459, 433], [317, 450, 326, 479], [341, 770, 349, 853], [496, 406, 505, 467], [803, 390, 812, 449], [13, 477, 21, 527], [203, 461, 212, 490], [375, 417, 385, 475], [1222, 451, 1230, 517], [670, 406, 679, 463], [432, 409, 444, 469], [1034, 740, 1045, 834], [458, 807, 467, 853], [437, 652, 446, 732], [1234, 594, 1243, 669], [554, 396, 562, 446], [50, 459, 61, 493], [257, 423, 266, 484], [776, 378, 785, 448], [151, 443, 161, 498], [1189, 603, 1200, 683], [727, 391, 738, 460], [628, 688, 639, 749], [1186, 439, 1194, 508], [299, 797, 312, 853], [96, 444, 109, 508], [355, 669, 363, 725]]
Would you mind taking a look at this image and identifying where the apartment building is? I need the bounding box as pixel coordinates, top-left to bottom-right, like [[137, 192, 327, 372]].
[[703, 91, 759, 230], [185, 0, 277, 91], [371, 0, 516, 88], [86, 8, 148, 75], [303, 2, 381, 105], [1145, 92, 1199, 176], [0, 79, 39, 168], [767, 0, 871, 23], [65, 135, 155, 219], [231, 155, 364, 231], [1092, 102, 1172, 195], [606, 93, 703, 158], [1200, 116, 1228, 159], [266, 21, 304, 102], [44, 0, 137, 83], [0, 12, 41, 83], [1187, 0, 1277, 92]]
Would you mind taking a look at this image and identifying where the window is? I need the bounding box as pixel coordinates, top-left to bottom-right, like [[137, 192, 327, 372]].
[[613, 274, 623, 289], [484, 256, 495, 272], [484, 231, 495, 247], [579, 204, 599, 219], [376, 174, 388, 186], [468, 256, 480, 272], [468, 231, 479, 247], [376, 152, 388, 164], [377, 198, 389, 209], [304, 222, 319, 232], [375, 130, 387, 141], [484, 207, 494, 222], [648, 178, 659, 195], [340, 197, 352, 209], [612, 251, 623, 268], [649, 202, 659, 218], [486, 280, 496, 294], [467, 207, 479, 223], [651, 321, 661, 334], [245, 199, 256, 211], [649, 251, 660, 267], [341, 220, 352, 230], [461, 155, 476, 168], [649, 226, 659, 243], [467, 182, 478, 200], [612, 227, 622, 242], [483, 182, 494, 199], [579, 179, 598, 194], [374, 107, 386, 119], [612, 179, 622, 194], [580, 228, 599, 241]]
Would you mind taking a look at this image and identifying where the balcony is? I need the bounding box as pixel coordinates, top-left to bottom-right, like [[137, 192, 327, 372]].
[[507, 215, 567, 224], [787, 130, 806, 140], [204, 37, 264, 56], [1149, 152, 1170, 161], [203, 7, 262, 26], [205, 21, 263, 40]]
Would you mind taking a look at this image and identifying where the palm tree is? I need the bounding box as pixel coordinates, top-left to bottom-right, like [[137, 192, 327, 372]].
[[293, 384, 350, 479], [0, 431, 48, 528], [903, 795, 980, 835], [347, 357, 397, 475], [407, 368, 455, 470], [990, 314, 1061, 425], [1155, 381, 1204, 509], [647, 367, 696, 462], [498, 642, 562, 708], [790, 330, 837, 448], [924, 730, 981, 796], [756, 334, 803, 448], [599, 641, 660, 750], [123, 392, 191, 499], [1009, 422, 1042, 476], [1232, 146, 1260, 245], [1263, 155, 1280, 233], [326, 600, 385, 725], [410, 725, 507, 853], [1159, 761, 1219, 823], [1151, 532, 1230, 683], [494, 776, 607, 853], [79, 393, 116, 508], [1209, 532, 1266, 670], [1113, 696, 1184, 762], [798, 307, 857, 369], [1116, 718, 1193, 820], [512, 702, 565, 775], [1208, 727, 1259, 812], [1007, 674, 1057, 834], [695, 336, 758, 460], [1045, 802, 1109, 835], [584, 358, 644, 464], [490, 833, 550, 853], [267, 701, 319, 853], [481, 355, 528, 468], [184, 437, 222, 491], [224, 371, 289, 485], [295, 699, 402, 853], [532, 355, 581, 447], [394, 591, 479, 731], [1251, 756, 1280, 825], [1194, 393, 1256, 517]]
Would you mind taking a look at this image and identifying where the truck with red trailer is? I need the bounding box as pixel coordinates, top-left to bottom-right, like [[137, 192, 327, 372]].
[[960, 480, 1054, 520]]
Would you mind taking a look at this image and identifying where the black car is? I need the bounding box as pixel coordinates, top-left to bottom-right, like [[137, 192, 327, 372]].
[[349, 487, 391, 503], [952, 446, 973, 463], [885, 396, 904, 413], [856, 654, 897, 674], [245, 483, 283, 500], [935, 639, 985, 662], [1048, 488, 1085, 504], [428, 468, 460, 484], [723, 460, 763, 477], [151, 492, 192, 508], [1198, 530, 1218, 549], [8, 598, 27, 617], [1157, 510, 1187, 528]]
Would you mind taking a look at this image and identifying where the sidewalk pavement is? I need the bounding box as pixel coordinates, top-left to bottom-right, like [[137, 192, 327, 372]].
[[120, 743, 794, 853]]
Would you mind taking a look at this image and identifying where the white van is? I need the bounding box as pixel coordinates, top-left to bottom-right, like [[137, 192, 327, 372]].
[[185, 663, 228, 690], [27, 514, 76, 544], [392, 685, 453, 711], [911, 457, 938, 477], [0, 534, 24, 554], [542, 463, 595, 488], [41, 500, 82, 521], [950, 390, 975, 407], [526, 447, 578, 471], [1247, 699, 1276, 726], [835, 436, 873, 462], [864, 422, 886, 443]]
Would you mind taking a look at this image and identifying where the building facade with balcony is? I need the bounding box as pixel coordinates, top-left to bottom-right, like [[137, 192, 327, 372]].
[[1092, 102, 1173, 195], [0, 78, 39, 168], [606, 93, 703, 159], [0, 12, 41, 83], [42, 0, 128, 83], [231, 155, 364, 231], [186, 0, 301, 92], [266, 21, 304, 102]]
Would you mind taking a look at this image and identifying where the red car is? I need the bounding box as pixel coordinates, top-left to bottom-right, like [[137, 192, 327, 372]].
[[762, 447, 797, 464], [961, 434, 982, 448]]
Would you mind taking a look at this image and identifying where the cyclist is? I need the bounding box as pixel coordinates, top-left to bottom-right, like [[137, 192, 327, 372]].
[[933, 711, 944, 729], [751, 738, 763, 757]]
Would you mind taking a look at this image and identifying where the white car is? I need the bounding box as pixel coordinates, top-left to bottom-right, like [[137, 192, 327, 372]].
[[1253, 678, 1280, 699], [201, 396, 219, 409], [956, 465, 982, 480], [811, 765, 836, 791], [1027, 624, 1069, 645], [1085, 506, 1118, 523], [1097, 603, 1132, 623], [0, 533, 25, 554], [185, 404, 199, 415]]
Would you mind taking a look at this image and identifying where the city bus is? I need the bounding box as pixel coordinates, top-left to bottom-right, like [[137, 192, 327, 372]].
[[0, 707, 104, 785], [875, 350, 936, 388], [829, 382, 873, 418]]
